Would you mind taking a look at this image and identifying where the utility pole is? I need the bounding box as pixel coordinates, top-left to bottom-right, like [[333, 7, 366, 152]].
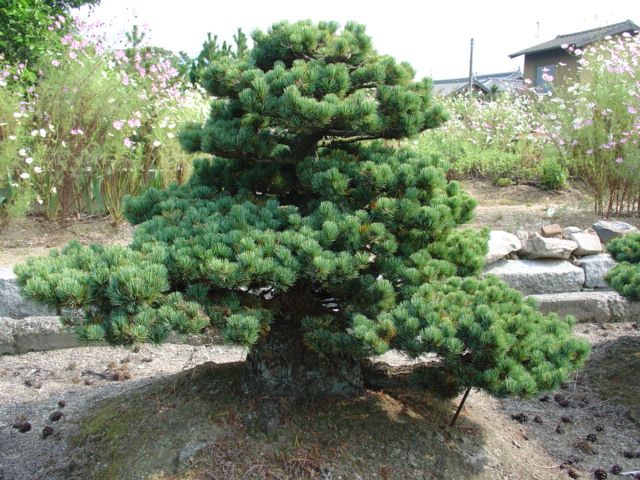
[[468, 38, 474, 93]]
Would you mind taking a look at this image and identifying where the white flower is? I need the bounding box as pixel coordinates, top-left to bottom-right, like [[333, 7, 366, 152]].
[[31, 130, 38, 136], [18, 148, 27, 157], [25, 157, 33, 164], [8, 135, 16, 141], [153, 140, 161, 147], [167, 132, 175, 139], [37, 196, 44, 205], [34, 166, 43, 173], [48, 124, 55, 131], [19, 172, 30, 179], [13, 112, 22, 118], [51, 186, 57, 193], [39, 128, 46, 137], [61, 141, 66, 147]]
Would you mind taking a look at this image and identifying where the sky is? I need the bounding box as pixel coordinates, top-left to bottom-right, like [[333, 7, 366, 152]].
[[79, 0, 640, 80]]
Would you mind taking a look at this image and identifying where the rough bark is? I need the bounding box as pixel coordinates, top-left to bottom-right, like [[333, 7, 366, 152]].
[[244, 315, 364, 400]]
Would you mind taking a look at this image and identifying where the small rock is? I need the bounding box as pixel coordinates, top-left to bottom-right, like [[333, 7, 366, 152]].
[[556, 425, 565, 434], [594, 425, 603, 432], [561, 416, 573, 424], [511, 413, 528, 423], [42, 426, 54, 439], [49, 411, 63, 422], [141, 356, 153, 363], [83, 378, 94, 386], [594, 468, 608, 480], [567, 468, 581, 479], [58, 400, 66, 408], [610, 465, 622, 475], [539, 394, 551, 402], [592, 220, 639, 243], [12, 421, 31, 433], [586, 433, 597, 443], [24, 378, 43, 389], [541, 223, 563, 238], [534, 415, 543, 424]]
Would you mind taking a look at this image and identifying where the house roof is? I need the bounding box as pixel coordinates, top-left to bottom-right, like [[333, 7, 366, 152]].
[[432, 70, 523, 96], [509, 19, 640, 58]]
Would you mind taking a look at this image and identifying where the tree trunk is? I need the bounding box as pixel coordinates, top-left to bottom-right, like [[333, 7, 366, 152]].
[[244, 314, 364, 400]]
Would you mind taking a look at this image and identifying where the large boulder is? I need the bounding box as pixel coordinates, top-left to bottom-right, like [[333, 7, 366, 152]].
[[528, 291, 637, 323], [568, 228, 602, 256], [522, 233, 578, 260], [483, 259, 585, 295], [485, 231, 522, 265], [577, 253, 616, 288], [592, 220, 639, 243], [0, 266, 55, 319]]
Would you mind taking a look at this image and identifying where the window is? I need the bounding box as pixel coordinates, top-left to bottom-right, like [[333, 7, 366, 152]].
[[535, 65, 556, 91]]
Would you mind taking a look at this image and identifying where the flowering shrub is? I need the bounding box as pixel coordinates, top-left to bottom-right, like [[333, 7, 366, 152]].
[[414, 91, 560, 186], [417, 31, 640, 211], [541, 33, 640, 215], [0, 18, 207, 220]]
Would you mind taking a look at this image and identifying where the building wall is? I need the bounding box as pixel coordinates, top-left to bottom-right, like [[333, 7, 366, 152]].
[[523, 50, 577, 86]]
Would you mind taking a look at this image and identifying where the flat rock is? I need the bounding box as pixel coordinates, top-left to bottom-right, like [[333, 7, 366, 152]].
[[0, 266, 55, 319], [577, 253, 616, 288], [485, 231, 523, 265], [0, 316, 79, 355], [522, 233, 578, 260], [592, 220, 639, 243], [484, 259, 585, 295], [568, 228, 602, 256], [528, 290, 638, 322]]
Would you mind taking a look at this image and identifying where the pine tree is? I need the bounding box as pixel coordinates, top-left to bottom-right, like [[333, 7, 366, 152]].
[[16, 20, 588, 402]]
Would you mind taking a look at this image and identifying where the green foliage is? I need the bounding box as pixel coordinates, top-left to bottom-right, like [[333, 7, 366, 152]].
[[538, 158, 567, 190], [392, 276, 588, 397], [607, 233, 640, 300], [17, 20, 589, 399], [15, 241, 207, 344], [0, 0, 97, 68]]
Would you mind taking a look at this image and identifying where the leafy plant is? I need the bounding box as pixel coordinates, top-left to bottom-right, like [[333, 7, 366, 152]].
[[538, 158, 567, 190], [16, 20, 589, 405], [606, 233, 640, 300]]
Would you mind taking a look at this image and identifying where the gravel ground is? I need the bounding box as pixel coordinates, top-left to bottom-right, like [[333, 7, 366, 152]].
[[1, 323, 639, 480], [499, 321, 640, 478], [0, 343, 245, 480]]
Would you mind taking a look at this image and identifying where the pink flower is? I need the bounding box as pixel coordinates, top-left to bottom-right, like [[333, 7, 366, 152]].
[[112, 120, 124, 131], [124, 138, 133, 148], [51, 59, 60, 67], [628, 106, 637, 114], [127, 118, 141, 128], [69, 51, 77, 60], [121, 74, 130, 86], [70, 128, 84, 135], [615, 157, 624, 164]]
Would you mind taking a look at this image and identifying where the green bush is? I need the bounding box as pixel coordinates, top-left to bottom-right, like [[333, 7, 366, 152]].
[[17, 20, 589, 401], [606, 233, 640, 300], [538, 158, 567, 190]]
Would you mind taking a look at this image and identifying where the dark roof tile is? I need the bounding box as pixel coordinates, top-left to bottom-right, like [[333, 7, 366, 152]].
[[509, 19, 639, 58]]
